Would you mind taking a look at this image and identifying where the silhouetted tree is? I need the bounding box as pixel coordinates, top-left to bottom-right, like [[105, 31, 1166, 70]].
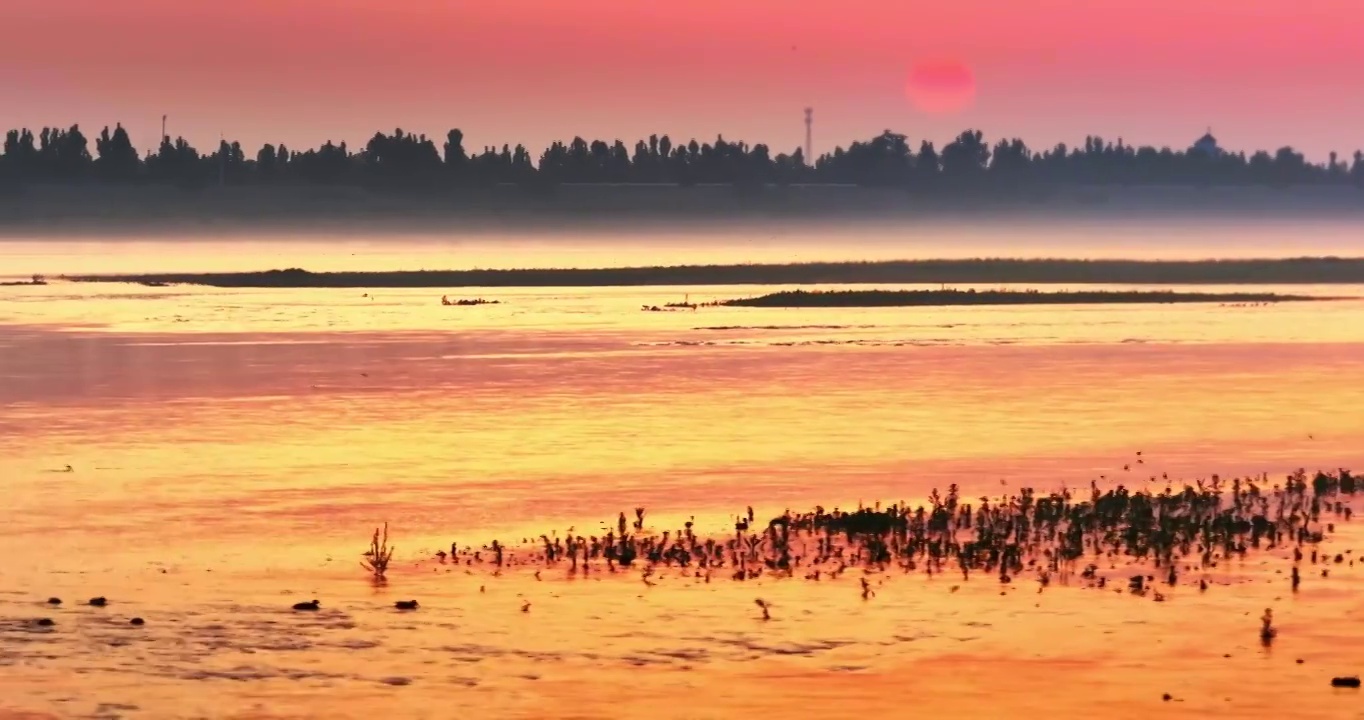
[[31, 125, 93, 182], [94, 125, 140, 182], [292, 141, 352, 185], [988, 138, 1032, 186], [256, 144, 278, 180], [1, 121, 1360, 192], [940, 130, 990, 181], [916, 141, 940, 186], [145, 136, 203, 187], [2, 129, 39, 182], [444, 129, 468, 183]]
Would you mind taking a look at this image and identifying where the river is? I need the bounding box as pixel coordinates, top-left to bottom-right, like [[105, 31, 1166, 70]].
[[3, 227, 1364, 719]]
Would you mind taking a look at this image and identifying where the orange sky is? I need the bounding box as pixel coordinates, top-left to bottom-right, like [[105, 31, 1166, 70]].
[[3, 0, 1361, 159]]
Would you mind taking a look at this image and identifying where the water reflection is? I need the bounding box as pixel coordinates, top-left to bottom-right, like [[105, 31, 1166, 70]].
[[3, 236, 1364, 719], [3, 283, 1364, 560]]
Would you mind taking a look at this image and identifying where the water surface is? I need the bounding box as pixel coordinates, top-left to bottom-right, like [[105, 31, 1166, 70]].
[[3, 232, 1364, 719]]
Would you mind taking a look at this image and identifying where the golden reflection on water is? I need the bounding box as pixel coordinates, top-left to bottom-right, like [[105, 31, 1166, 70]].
[[5, 535, 1364, 720], [4, 237, 1364, 718]]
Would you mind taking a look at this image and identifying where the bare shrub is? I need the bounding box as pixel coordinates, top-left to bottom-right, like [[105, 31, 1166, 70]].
[[362, 523, 395, 582]]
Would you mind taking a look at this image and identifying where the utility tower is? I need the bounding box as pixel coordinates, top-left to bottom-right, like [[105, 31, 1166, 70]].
[[803, 107, 813, 165]]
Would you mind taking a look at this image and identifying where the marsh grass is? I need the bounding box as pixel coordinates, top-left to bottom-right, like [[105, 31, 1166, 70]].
[[361, 523, 395, 583]]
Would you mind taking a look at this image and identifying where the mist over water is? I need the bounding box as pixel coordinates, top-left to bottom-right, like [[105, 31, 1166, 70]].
[[3, 217, 1364, 278]]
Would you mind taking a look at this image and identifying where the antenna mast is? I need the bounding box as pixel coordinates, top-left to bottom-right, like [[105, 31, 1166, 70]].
[[803, 107, 813, 165]]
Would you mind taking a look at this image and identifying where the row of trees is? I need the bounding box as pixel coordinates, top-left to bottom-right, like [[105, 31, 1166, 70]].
[[2, 124, 1363, 190]]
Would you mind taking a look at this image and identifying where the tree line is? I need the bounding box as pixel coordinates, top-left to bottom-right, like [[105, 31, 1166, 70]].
[[2, 124, 1363, 191]]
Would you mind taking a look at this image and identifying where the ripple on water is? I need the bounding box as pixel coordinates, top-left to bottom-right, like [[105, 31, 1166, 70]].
[[708, 635, 854, 658], [329, 638, 382, 651], [621, 655, 670, 667], [438, 643, 506, 662], [648, 647, 710, 663], [178, 666, 351, 683]]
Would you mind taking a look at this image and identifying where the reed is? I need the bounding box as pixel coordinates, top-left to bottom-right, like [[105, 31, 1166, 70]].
[[429, 467, 1359, 603]]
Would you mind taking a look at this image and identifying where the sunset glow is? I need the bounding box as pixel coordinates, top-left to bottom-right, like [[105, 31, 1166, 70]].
[[3, 0, 1362, 158], [906, 61, 977, 115], [4, 2, 1364, 717]]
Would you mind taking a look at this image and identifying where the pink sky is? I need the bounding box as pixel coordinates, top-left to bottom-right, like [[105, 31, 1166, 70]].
[[2, 0, 1361, 159]]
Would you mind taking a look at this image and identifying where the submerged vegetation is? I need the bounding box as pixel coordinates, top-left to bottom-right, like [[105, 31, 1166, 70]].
[[61, 257, 1364, 288], [719, 288, 1330, 308], [441, 296, 499, 306], [361, 524, 395, 583], [24, 465, 1364, 696], [0, 274, 46, 287], [432, 469, 1359, 603]]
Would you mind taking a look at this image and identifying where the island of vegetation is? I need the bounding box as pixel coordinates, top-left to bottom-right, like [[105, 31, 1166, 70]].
[[0, 274, 47, 287], [61, 257, 1364, 288], [3, 124, 1363, 229], [440, 295, 499, 306], [717, 289, 1332, 308]]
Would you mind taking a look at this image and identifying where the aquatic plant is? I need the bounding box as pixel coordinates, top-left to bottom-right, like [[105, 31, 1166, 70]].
[[431, 467, 1360, 601], [441, 296, 500, 306], [361, 523, 396, 582], [1260, 608, 1277, 646]]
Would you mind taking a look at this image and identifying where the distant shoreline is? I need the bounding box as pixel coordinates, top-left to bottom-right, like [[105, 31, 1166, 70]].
[[62, 258, 1364, 288], [718, 289, 1333, 308]]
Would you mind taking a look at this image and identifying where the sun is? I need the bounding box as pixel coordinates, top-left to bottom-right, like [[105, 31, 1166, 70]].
[[906, 60, 977, 115]]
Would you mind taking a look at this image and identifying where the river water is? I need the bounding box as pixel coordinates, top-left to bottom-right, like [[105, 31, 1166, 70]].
[[3, 228, 1364, 719]]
